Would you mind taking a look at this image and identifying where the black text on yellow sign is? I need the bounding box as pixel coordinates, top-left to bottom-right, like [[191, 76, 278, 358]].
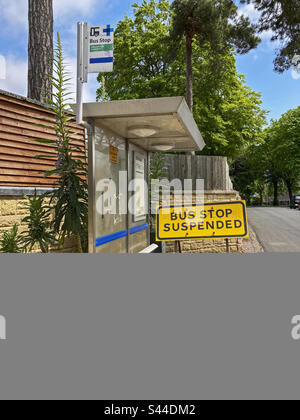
[[156, 201, 249, 241], [109, 146, 118, 164]]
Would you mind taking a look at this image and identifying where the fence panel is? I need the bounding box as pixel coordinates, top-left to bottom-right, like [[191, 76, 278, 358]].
[[161, 154, 233, 191], [0, 90, 86, 188]]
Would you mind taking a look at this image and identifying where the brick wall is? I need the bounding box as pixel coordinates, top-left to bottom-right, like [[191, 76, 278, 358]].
[[0, 194, 77, 253], [0, 90, 85, 253], [162, 190, 242, 254]]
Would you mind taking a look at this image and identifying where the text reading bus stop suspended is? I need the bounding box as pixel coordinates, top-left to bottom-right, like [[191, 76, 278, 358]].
[[156, 201, 249, 242]]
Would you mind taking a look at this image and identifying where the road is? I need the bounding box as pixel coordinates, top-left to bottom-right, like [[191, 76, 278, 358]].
[[247, 207, 300, 252]]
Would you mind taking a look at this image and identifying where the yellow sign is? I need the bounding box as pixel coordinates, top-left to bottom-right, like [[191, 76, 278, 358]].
[[109, 146, 118, 164], [156, 201, 249, 241]]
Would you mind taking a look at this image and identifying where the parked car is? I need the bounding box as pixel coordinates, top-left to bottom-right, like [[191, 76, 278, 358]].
[[292, 195, 300, 209]]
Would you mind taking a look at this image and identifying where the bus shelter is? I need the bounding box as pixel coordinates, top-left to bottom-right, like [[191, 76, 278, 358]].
[[72, 96, 205, 253]]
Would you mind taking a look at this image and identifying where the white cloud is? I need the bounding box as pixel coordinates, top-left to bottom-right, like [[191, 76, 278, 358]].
[[0, 0, 27, 28], [238, 3, 281, 48], [0, 0, 107, 29], [0, 0, 103, 100], [238, 3, 260, 22], [0, 55, 27, 96], [260, 29, 278, 43], [0, 55, 6, 79], [0, 53, 97, 103], [54, 0, 105, 19], [66, 56, 98, 103]]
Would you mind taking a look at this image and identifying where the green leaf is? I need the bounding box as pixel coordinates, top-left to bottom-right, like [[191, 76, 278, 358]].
[[44, 169, 61, 177], [34, 138, 56, 145]]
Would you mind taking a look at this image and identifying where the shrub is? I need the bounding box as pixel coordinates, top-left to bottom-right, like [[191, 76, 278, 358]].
[[21, 191, 57, 253], [0, 225, 22, 253]]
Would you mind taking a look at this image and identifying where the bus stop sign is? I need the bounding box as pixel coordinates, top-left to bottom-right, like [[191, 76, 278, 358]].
[[156, 201, 249, 241], [88, 25, 114, 73]]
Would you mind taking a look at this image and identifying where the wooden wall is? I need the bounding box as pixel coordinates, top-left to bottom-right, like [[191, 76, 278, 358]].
[[161, 154, 234, 191], [0, 90, 86, 188]]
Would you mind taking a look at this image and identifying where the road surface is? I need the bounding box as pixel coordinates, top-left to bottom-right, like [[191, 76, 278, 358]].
[[247, 207, 300, 252]]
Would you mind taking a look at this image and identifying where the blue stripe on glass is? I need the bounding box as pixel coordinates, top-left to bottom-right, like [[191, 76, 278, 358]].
[[95, 230, 128, 247], [95, 224, 149, 247], [90, 57, 114, 64], [130, 224, 149, 235]]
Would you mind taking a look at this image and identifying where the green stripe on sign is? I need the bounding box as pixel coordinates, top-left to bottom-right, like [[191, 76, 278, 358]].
[[90, 44, 113, 52]]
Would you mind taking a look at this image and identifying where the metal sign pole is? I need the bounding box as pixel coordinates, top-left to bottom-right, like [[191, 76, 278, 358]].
[[225, 238, 230, 253], [76, 22, 113, 128], [76, 22, 83, 125], [76, 22, 88, 126]]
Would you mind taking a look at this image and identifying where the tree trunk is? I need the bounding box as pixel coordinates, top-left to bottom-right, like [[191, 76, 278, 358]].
[[28, 0, 53, 103], [285, 180, 293, 208], [273, 179, 279, 206], [185, 34, 194, 182], [185, 34, 193, 112], [258, 184, 264, 206], [76, 233, 83, 253], [40, 243, 47, 253]]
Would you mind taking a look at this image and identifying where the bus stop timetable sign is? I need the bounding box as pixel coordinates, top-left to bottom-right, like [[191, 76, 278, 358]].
[[88, 25, 114, 73], [156, 201, 249, 241]]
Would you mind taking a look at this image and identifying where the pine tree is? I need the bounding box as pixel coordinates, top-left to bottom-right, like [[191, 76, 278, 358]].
[[240, 0, 300, 71], [170, 0, 260, 112], [28, 0, 53, 102]]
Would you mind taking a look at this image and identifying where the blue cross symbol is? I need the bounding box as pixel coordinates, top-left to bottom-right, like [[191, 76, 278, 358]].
[[103, 25, 114, 36]]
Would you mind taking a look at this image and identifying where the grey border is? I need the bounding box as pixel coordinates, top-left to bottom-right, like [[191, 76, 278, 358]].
[[0, 187, 56, 196]]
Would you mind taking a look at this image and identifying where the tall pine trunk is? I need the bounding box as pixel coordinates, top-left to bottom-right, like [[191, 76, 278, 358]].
[[185, 34, 194, 183], [258, 186, 264, 206], [185, 34, 193, 112], [28, 0, 53, 103], [285, 179, 293, 208], [273, 178, 279, 207], [259, 191, 263, 207]]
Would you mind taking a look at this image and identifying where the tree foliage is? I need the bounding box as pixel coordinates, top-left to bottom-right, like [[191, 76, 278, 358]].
[[240, 0, 300, 72], [265, 108, 300, 204], [98, 0, 173, 101], [21, 191, 57, 253], [0, 225, 22, 254], [97, 0, 266, 159], [232, 106, 300, 205], [171, 0, 260, 54], [171, 0, 260, 110]]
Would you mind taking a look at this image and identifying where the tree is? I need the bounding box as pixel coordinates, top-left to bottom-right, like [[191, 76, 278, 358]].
[[232, 107, 300, 207], [97, 0, 173, 101], [240, 0, 300, 72], [230, 155, 258, 204], [170, 0, 260, 112], [267, 108, 300, 205], [28, 0, 53, 102], [192, 47, 266, 158], [97, 0, 266, 160], [231, 141, 268, 205]]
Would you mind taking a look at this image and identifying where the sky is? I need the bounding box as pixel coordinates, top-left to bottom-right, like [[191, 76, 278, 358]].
[[0, 0, 299, 122]]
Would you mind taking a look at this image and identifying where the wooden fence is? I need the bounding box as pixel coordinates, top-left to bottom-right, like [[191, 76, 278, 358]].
[[0, 90, 233, 192], [0, 90, 86, 188], [161, 154, 233, 191]]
